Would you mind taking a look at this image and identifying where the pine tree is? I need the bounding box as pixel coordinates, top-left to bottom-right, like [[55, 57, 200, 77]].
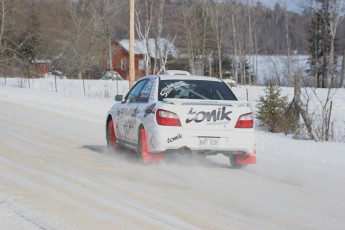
[[257, 82, 288, 133]]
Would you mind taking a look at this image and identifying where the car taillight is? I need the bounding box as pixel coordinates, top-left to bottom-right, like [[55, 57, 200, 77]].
[[235, 112, 254, 128], [156, 109, 181, 126]]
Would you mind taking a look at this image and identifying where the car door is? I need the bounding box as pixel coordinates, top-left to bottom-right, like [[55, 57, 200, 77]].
[[121, 79, 147, 144], [128, 79, 153, 144], [133, 79, 155, 143]]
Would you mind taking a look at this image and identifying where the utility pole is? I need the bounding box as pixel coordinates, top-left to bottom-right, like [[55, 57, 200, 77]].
[[129, 0, 135, 88]]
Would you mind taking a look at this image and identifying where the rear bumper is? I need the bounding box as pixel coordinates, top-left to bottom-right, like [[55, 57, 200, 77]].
[[145, 126, 256, 155]]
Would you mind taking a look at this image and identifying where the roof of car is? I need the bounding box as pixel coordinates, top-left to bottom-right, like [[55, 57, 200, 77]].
[[156, 74, 223, 82], [164, 70, 191, 75]]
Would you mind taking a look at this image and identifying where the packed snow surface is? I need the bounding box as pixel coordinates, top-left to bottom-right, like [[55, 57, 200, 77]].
[[0, 77, 345, 230]]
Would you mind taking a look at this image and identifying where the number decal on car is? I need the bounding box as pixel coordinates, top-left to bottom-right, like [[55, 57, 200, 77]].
[[198, 137, 220, 148]]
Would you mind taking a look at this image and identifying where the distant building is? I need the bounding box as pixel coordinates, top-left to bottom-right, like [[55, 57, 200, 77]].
[[103, 38, 177, 80], [32, 59, 51, 75]]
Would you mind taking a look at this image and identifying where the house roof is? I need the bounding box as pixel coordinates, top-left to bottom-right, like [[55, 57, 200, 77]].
[[118, 38, 178, 59], [33, 59, 52, 64]]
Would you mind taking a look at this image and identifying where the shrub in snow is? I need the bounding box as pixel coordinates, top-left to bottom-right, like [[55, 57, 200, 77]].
[[257, 83, 289, 133]]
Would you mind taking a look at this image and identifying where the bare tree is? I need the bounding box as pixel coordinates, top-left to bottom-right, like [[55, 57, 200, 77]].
[[134, 0, 176, 76], [327, 0, 345, 87], [64, 0, 101, 94], [152, 0, 165, 73], [0, 0, 6, 50], [34, 0, 68, 63], [179, 2, 197, 75], [209, 2, 225, 79], [0, 0, 10, 83], [340, 49, 345, 87], [0, 0, 41, 88], [225, 1, 238, 83], [285, 0, 292, 87], [299, 87, 336, 141], [177, 1, 213, 75], [308, 0, 345, 88], [89, 0, 127, 93], [247, 0, 254, 85], [135, 0, 153, 75]]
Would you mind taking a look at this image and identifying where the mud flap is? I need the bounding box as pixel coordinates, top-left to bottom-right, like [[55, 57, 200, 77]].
[[141, 129, 164, 163], [108, 120, 117, 151], [235, 149, 257, 165]]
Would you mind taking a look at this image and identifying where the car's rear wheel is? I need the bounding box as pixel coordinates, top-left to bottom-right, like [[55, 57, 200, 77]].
[[107, 119, 117, 152], [229, 154, 244, 169]]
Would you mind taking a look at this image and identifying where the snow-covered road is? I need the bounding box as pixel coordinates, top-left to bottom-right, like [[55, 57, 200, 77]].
[[1, 92, 345, 229]]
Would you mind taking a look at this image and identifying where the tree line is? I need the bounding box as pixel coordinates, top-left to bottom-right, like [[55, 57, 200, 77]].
[[0, 0, 344, 88]]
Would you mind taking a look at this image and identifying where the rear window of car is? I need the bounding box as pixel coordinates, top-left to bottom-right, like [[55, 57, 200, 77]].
[[158, 79, 237, 101]]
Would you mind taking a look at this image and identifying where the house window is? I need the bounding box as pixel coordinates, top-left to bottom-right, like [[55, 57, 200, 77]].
[[121, 59, 126, 70], [139, 59, 145, 70]]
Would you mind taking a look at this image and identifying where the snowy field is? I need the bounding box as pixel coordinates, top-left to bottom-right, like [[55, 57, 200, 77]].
[[249, 55, 343, 86], [0, 77, 345, 229]]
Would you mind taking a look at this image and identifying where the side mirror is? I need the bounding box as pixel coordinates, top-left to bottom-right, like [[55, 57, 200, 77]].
[[114, 95, 123, 102]]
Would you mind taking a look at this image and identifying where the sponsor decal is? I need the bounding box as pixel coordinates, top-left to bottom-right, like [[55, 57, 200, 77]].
[[160, 81, 189, 97], [206, 120, 229, 127], [131, 106, 140, 117], [144, 103, 156, 117], [124, 118, 135, 136], [167, 133, 183, 143], [124, 107, 141, 136], [186, 107, 232, 124]]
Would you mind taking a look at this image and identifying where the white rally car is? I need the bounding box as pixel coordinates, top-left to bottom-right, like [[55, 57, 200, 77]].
[[106, 74, 256, 168]]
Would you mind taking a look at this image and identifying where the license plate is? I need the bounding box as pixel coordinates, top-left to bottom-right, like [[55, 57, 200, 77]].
[[198, 137, 220, 148]]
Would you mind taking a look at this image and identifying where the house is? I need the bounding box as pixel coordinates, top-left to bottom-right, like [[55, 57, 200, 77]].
[[32, 59, 51, 75], [103, 38, 177, 80]]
